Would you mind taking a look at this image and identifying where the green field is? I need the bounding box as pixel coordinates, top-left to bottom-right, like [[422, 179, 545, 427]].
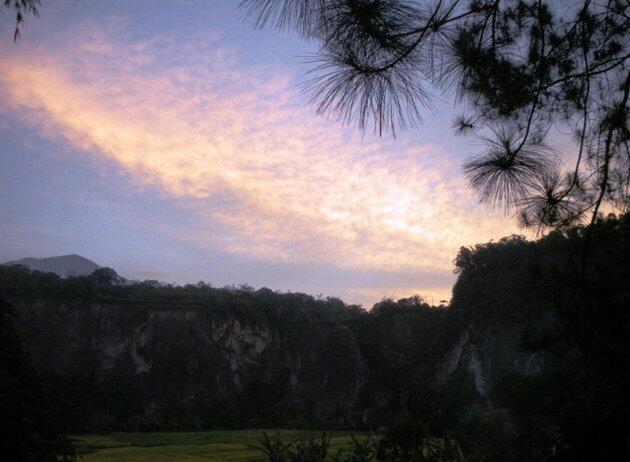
[[72, 430, 369, 461]]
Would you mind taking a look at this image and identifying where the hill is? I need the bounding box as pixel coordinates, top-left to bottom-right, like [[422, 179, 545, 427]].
[[2, 254, 100, 277]]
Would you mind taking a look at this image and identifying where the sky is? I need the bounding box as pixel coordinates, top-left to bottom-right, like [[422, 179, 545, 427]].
[[0, 0, 523, 306]]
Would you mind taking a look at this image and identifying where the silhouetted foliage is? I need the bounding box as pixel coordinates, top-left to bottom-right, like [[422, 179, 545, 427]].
[[374, 421, 428, 460], [293, 432, 331, 461], [2, 0, 39, 41], [254, 431, 293, 462], [253, 426, 467, 461], [89, 267, 119, 285], [253, 431, 332, 462], [452, 212, 630, 460], [0, 298, 74, 461], [242, 0, 629, 230], [345, 434, 377, 461]]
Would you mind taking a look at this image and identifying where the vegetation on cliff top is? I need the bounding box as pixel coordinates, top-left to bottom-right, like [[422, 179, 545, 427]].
[[1, 213, 628, 460]]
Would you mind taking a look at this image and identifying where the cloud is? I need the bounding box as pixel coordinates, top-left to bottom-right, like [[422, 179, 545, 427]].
[[0, 28, 517, 301]]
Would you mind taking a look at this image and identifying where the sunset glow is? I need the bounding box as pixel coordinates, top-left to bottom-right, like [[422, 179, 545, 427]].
[[0, 1, 519, 304]]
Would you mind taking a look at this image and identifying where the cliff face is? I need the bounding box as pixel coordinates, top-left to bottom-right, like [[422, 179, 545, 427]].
[[17, 299, 558, 431], [438, 324, 547, 396], [13, 296, 559, 432], [15, 300, 366, 430]]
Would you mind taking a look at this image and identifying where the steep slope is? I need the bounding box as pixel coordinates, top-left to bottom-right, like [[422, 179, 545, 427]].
[[13, 296, 367, 431]]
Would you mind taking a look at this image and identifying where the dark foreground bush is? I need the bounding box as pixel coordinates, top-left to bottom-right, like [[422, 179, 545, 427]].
[[254, 426, 466, 462]]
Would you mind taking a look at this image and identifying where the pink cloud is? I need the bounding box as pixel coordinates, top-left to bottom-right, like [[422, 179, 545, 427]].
[[0, 29, 518, 301]]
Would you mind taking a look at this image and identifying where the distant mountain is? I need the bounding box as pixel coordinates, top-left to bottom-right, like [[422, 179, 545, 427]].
[[2, 254, 100, 277]]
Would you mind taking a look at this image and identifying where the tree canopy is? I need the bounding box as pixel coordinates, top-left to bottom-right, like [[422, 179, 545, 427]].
[[241, 0, 629, 231]]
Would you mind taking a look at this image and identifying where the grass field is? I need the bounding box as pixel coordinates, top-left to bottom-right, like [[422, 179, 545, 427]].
[[71, 430, 370, 461]]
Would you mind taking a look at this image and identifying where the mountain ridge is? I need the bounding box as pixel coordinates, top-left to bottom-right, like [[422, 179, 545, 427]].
[[2, 254, 101, 277]]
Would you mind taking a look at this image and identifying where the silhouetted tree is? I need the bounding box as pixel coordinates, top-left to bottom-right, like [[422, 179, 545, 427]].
[[90, 267, 118, 285], [2, 0, 40, 41], [242, 0, 629, 232]]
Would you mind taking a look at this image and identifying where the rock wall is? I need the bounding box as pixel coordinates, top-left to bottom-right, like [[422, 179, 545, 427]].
[[438, 324, 545, 396], [14, 300, 366, 430], [13, 299, 552, 430]]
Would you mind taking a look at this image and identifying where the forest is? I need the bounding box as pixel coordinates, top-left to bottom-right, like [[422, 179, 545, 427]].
[[1, 213, 628, 461]]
